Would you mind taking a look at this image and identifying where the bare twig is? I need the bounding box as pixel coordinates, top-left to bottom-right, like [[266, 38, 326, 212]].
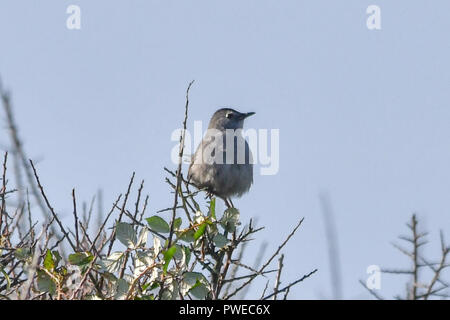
[[0, 83, 50, 222], [72, 189, 80, 251], [0, 152, 7, 232], [273, 254, 284, 300], [168, 80, 194, 249], [224, 218, 305, 300], [29, 159, 76, 251], [359, 279, 385, 300], [263, 269, 318, 300]]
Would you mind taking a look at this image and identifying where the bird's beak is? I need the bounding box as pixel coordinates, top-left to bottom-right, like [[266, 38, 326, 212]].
[[243, 112, 255, 119]]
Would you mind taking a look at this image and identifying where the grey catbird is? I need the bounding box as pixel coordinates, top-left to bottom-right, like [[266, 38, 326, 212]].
[[188, 108, 255, 206]]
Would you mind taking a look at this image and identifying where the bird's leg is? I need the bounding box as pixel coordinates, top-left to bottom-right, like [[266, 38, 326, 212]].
[[204, 191, 213, 200], [223, 197, 234, 208], [220, 197, 231, 208]]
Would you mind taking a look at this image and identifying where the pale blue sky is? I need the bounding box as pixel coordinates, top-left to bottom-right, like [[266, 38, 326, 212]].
[[1, 1, 449, 299]]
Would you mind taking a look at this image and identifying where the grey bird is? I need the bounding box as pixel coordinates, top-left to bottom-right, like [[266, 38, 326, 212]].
[[188, 108, 255, 207]]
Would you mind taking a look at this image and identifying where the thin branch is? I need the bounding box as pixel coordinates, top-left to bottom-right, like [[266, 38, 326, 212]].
[[263, 269, 318, 300], [72, 189, 80, 251], [168, 80, 194, 249], [29, 159, 76, 251], [359, 279, 385, 300], [224, 218, 305, 300], [273, 254, 284, 300]]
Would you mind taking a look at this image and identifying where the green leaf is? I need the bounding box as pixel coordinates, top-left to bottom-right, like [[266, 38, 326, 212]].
[[184, 246, 191, 265], [213, 233, 228, 248], [153, 236, 161, 256], [161, 279, 179, 300], [183, 272, 204, 286], [134, 250, 155, 279], [135, 294, 154, 300], [173, 245, 184, 260], [209, 198, 216, 219], [163, 245, 177, 274], [220, 208, 240, 232], [37, 270, 56, 295], [0, 267, 11, 291], [52, 251, 62, 267], [177, 229, 195, 243], [190, 280, 209, 299], [136, 227, 149, 247], [146, 216, 170, 233], [116, 222, 137, 248], [114, 278, 130, 300], [14, 247, 32, 261], [69, 252, 93, 266], [59, 266, 68, 277], [194, 223, 207, 240], [150, 282, 160, 290], [43, 250, 55, 271], [174, 217, 182, 230], [98, 252, 124, 274]]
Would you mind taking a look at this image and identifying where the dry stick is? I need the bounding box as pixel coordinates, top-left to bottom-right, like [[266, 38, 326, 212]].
[[0, 85, 50, 222], [83, 195, 96, 231], [215, 242, 234, 298], [410, 214, 419, 300], [423, 231, 449, 300], [164, 166, 202, 214], [72, 189, 80, 251], [11, 149, 25, 207], [319, 192, 343, 299], [359, 279, 385, 300], [168, 80, 194, 249], [418, 286, 449, 299], [89, 194, 122, 253], [133, 180, 145, 224], [118, 181, 147, 281], [110, 173, 135, 280], [157, 205, 184, 214], [263, 269, 318, 300], [70, 255, 99, 300], [95, 190, 104, 241], [223, 239, 248, 297], [222, 269, 277, 284], [273, 254, 284, 300], [29, 159, 77, 251], [391, 242, 413, 259], [106, 172, 135, 257], [238, 240, 268, 299], [125, 262, 159, 300], [419, 257, 450, 291], [139, 195, 149, 223], [381, 268, 413, 275], [9, 204, 26, 240], [0, 152, 7, 232], [79, 222, 100, 256], [231, 260, 264, 274], [114, 204, 168, 240], [23, 225, 47, 300], [283, 287, 290, 300], [216, 221, 263, 297], [224, 218, 305, 300], [259, 280, 270, 300]]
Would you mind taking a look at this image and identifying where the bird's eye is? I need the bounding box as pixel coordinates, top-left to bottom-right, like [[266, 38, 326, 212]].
[[226, 112, 234, 119]]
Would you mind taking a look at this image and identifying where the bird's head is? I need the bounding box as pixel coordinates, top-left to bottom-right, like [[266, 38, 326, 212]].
[[208, 108, 255, 130]]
